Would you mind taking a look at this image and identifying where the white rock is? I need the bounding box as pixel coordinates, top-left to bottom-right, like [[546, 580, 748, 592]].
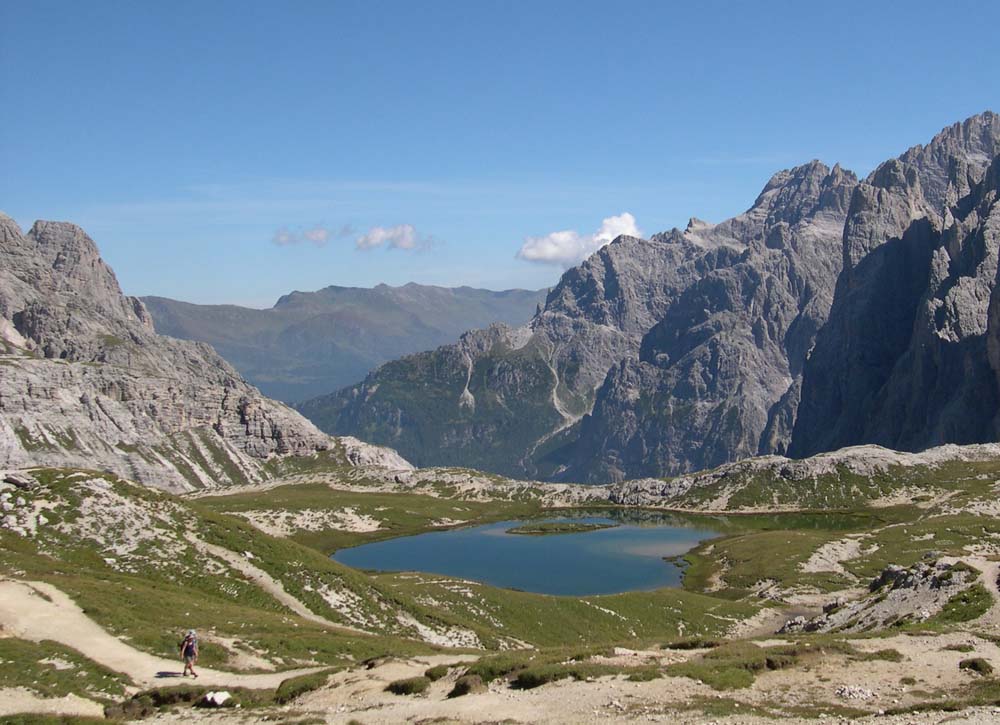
[[202, 691, 232, 708]]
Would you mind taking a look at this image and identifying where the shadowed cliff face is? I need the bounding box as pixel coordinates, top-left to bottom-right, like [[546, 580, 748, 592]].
[[302, 112, 1000, 483], [790, 114, 1000, 458], [0, 215, 341, 492], [554, 162, 859, 481], [300, 234, 737, 476]]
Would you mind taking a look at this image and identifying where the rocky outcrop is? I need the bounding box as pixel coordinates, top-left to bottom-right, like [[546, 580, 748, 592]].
[[605, 442, 1000, 510], [559, 162, 857, 481], [790, 112, 1000, 456], [780, 560, 977, 634], [0, 215, 345, 492]]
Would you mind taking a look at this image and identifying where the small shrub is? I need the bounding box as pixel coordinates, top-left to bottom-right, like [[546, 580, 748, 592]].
[[424, 664, 449, 681], [626, 668, 661, 682], [448, 674, 486, 698], [386, 676, 431, 695], [959, 658, 994, 676], [274, 671, 330, 704], [943, 644, 975, 653], [511, 667, 559, 690], [764, 652, 797, 670], [666, 642, 767, 691], [464, 653, 531, 682], [900, 676, 917, 686], [511, 662, 612, 690], [663, 637, 723, 650], [142, 685, 209, 707], [861, 649, 904, 662]]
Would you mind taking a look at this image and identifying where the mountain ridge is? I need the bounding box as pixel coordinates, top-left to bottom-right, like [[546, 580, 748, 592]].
[[303, 111, 1000, 482], [143, 282, 546, 402]]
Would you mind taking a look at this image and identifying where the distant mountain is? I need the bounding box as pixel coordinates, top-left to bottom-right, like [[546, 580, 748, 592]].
[[142, 284, 547, 402], [302, 112, 1000, 482]]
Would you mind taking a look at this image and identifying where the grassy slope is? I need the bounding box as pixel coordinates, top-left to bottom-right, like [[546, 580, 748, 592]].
[[0, 638, 129, 703], [0, 468, 756, 671], [306, 339, 566, 476], [7, 450, 1000, 717]]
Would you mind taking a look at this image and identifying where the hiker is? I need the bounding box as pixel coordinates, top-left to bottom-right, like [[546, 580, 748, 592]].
[[179, 629, 199, 678]]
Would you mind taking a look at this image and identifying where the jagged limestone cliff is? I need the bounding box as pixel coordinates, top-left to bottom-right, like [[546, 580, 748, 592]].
[[791, 113, 1000, 455], [0, 215, 409, 492], [559, 161, 857, 481], [304, 112, 1000, 482]]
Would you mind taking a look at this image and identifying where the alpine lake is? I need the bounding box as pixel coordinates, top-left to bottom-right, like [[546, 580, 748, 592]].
[[333, 509, 869, 596]]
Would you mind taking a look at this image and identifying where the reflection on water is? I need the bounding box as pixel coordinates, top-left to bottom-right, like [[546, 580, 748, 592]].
[[332, 512, 722, 596]]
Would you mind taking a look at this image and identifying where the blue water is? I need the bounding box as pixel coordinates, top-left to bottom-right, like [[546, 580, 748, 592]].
[[332, 515, 721, 596]]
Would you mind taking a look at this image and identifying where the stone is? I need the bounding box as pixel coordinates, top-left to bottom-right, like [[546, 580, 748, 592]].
[[200, 691, 232, 708], [3, 473, 36, 490], [791, 112, 1000, 457]]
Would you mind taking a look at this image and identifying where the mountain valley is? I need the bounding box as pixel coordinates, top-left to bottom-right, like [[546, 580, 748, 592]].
[[5, 114, 1000, 725], [143, 284, 546, 403]]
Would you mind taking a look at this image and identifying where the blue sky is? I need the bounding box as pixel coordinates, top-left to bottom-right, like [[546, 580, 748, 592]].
[[2, 1, 998, 307]]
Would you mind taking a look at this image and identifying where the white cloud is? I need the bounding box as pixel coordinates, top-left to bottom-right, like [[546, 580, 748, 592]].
[[302, 225, 330, 245], [355, 224, 431, 251], [516, 212, 641, 267], [272, 227, 297, 246], [271, 223, 354, 247]]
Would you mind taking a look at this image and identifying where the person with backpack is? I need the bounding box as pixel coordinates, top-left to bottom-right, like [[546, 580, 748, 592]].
[[179, 629, 199, 678]]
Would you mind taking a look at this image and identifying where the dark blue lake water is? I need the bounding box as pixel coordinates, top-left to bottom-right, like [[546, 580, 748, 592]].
[[332, 514, 722, 595]]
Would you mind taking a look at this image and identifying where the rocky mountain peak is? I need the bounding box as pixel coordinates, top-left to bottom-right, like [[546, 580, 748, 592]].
[[791, 118, 1000, 459], [889, 111, 1000, 211], [685, 217, 712, 232], [0, 219, 340, 491], [746, 160, 858, 230], [1, 219, 160, 364], [0, 212, 23, 242], [27, 220, 134, 313], [303, 113, 1000, 483]]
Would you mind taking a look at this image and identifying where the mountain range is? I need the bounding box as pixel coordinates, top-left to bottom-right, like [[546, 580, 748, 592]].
[[142, 284, 546, 402], [301, 112, 1000, 482]]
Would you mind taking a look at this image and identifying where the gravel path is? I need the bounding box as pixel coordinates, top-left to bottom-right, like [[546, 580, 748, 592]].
[[0, 579, 325, 690]]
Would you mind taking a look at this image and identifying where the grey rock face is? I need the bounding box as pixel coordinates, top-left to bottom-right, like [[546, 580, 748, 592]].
[[780, 560, 973, 634], [302, 232, 741, 477], [560, 162, 858, 481], [790, 113, 1000, 456], [305, 112, 1000, 483], [0, 215, 336, 491]]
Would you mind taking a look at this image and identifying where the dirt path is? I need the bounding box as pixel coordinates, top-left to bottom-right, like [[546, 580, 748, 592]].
[[0, 688, 105, 719], [969, 557, 1000, 633], [0, 579, 325, 690], [186, 534, 363, 633], [141, 650, 1000, 724]]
